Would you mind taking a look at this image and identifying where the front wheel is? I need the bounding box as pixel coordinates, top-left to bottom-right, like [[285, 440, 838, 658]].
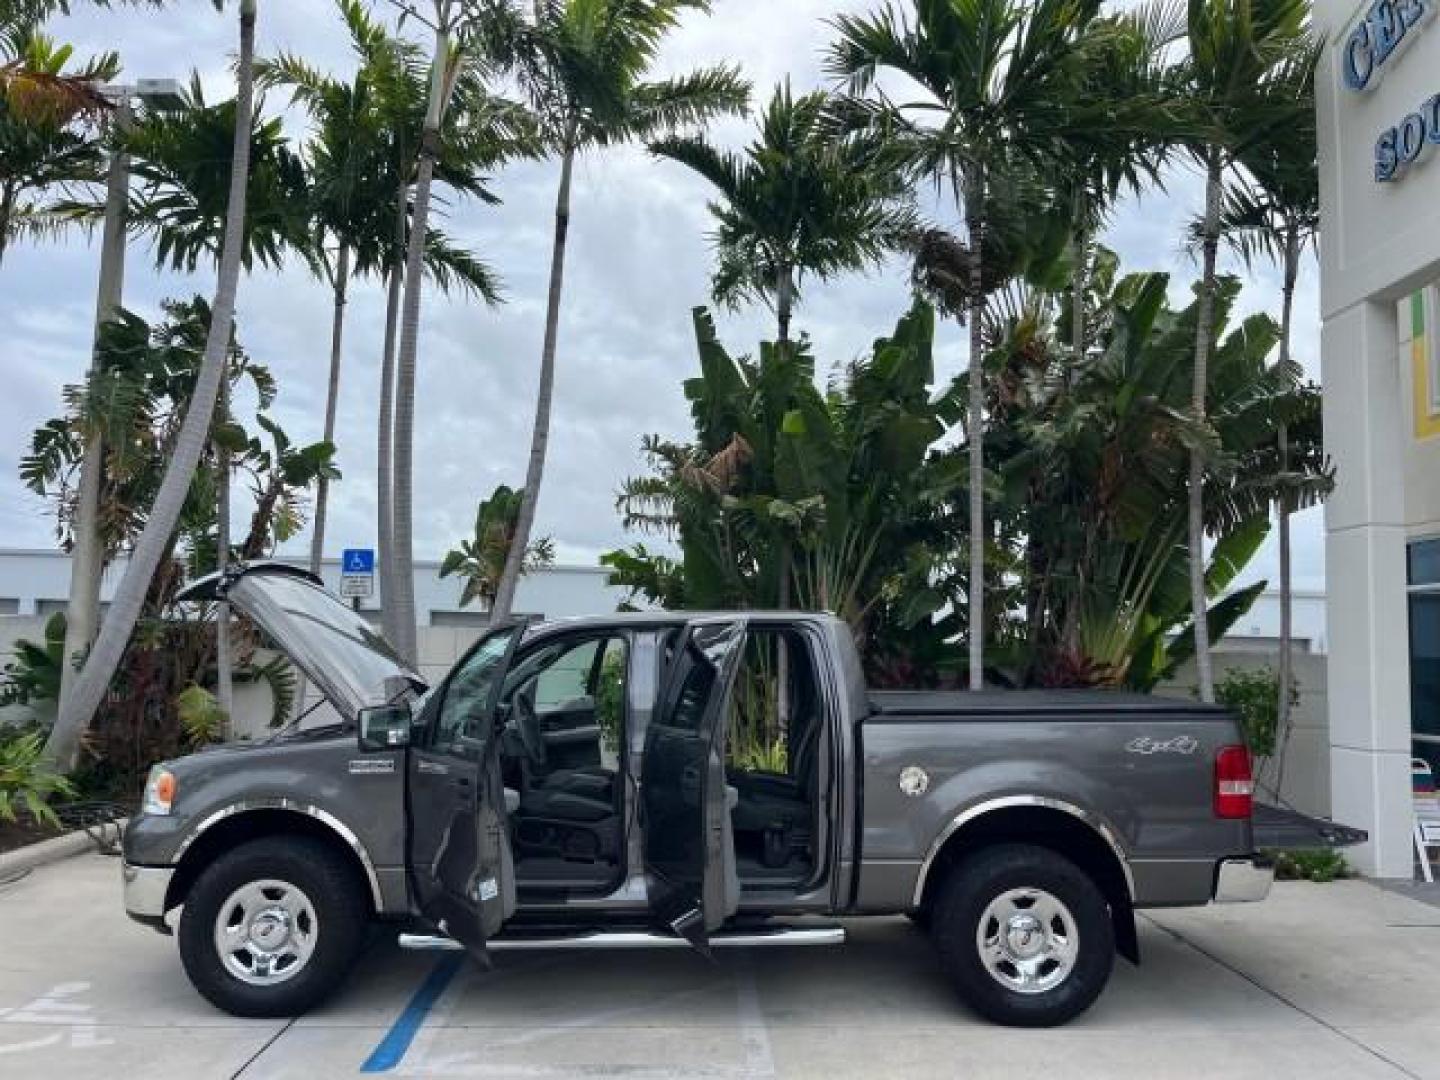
[[178, 836, 368, 1017], [931, 843, 1114, 1027]]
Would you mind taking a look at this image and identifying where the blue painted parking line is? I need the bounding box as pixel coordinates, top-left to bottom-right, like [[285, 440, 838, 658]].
[[360, 954, 464, 1073]]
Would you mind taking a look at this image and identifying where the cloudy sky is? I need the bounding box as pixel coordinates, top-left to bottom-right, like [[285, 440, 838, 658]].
[[0, 0, 1325, 594]]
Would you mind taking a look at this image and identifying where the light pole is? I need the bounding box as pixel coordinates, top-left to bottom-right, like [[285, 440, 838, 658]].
[[57, 78, 184, 719]]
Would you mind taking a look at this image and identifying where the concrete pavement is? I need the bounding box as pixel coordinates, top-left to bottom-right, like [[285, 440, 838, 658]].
[[3, 852, 1439, 1079]]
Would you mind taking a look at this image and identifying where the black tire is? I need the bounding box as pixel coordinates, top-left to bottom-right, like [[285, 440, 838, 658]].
[[178, 836, 369, 1018], [931, 843, 1114, 1027], [906, 907, 932, 932]]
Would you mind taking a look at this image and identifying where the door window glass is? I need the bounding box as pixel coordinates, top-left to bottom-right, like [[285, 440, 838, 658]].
[[535, 638, 599, 708], [432, 627, 521, 757]]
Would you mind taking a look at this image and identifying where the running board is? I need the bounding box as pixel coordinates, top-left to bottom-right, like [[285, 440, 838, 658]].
[[398, 926, 846, 952]]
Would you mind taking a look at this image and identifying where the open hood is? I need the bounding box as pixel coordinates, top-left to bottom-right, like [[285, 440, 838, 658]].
[[179, 562, 423, 724]]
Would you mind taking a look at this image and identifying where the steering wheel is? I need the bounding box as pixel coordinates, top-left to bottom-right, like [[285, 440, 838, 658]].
[[512, 683, 548, 769]]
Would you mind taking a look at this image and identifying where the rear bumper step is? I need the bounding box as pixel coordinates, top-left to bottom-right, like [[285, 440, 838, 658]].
[[399, 926, 846, 952]]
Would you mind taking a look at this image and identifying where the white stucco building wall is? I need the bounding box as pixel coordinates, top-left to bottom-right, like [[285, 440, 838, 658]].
[[0, 548, 624, 625], [1316, 0, 1440, 875]]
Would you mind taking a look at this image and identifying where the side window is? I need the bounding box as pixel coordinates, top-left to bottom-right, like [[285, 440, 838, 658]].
[[534, 638, 599, 708], [432, 628, 519, 757]]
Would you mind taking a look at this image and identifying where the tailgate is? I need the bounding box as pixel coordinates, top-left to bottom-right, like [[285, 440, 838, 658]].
[[1253, 802, 1368, 849]]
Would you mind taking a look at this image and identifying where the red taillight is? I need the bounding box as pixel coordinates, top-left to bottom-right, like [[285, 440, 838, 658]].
[[1215, 745, 1254, 819]]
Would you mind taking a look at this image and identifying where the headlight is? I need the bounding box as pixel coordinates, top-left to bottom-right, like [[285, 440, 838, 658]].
[[143, 765, 177, 816]]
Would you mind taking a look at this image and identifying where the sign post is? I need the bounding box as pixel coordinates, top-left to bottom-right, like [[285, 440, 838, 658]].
[[340, 548, 375, 612]]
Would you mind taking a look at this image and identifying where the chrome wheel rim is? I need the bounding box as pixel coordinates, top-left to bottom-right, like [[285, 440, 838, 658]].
[[975, 887, 1078, 995], [213, 878, 318, 986]]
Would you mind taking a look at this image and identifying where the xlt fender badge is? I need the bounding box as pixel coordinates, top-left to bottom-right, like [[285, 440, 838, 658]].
[[348, 759, 396, 775], [1126, 735, 1199, 755]]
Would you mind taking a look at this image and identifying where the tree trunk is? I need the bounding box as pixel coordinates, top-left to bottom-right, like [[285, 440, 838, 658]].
[[309, 243, 350, 578], [1071, 190, 1087, 371], [216, 375, 233, 728], [966, 170, 986, 691], [377, 183, 406, 647], [0, 181, 15, 266], [1189, 149, 1223, 704], [490, 139, 576, 623], [1271, 218, 1301, 797], [776, 263, 794, 343], [45, 0, 260, 772], [59, 97, 131, 718], [390, 24, 451, 666]]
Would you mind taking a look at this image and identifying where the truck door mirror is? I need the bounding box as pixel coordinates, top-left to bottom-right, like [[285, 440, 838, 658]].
[[358, 703, 412, 752]]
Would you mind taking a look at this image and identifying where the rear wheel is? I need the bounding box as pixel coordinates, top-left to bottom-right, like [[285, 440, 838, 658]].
[[931, 843, 1113, 1027], [178, 836, 368, 1017]]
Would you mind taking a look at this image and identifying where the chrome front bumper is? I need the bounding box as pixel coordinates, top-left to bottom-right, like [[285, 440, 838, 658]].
[[122, 861, 174, 923], [1213, 855, 1275, 903]]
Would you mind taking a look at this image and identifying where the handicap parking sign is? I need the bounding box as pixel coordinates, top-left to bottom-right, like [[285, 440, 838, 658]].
[[340, 548, 375, 599], [342, 549, 375, 575]]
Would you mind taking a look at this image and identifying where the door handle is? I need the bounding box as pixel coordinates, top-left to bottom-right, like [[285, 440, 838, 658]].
[[453, 775, 473, 790]]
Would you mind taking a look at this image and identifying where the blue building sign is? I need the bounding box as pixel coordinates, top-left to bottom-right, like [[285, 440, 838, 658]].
[[1343, 0, 1431, 91]]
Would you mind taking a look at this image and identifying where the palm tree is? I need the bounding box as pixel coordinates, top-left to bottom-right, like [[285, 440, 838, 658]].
[[382, 0, 537, 664], [1210, 53, 1319, 783], [0, 22, 117, 264], [1057, 2, 1184, 378], [652, 82, 909, 344], [829, 0, 1103, 688], [483, 0, 749, 625], [1177, 0, 1311, 702], [114, 73, 313, 273], [99, 70, 315, 724], [257, 4, 504, 585], [45, 0, 260, 773], [440, 484, 554, 610]]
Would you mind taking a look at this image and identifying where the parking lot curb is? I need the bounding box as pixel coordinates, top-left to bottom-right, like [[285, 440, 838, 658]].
[[0, 818, 128, 879]]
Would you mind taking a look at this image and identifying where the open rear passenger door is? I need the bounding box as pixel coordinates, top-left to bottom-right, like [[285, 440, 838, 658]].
[[641, 618, 746, 949], [406, 624, 524, 961]]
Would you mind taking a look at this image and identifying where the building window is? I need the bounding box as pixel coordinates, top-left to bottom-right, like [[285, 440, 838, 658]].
[[0, 598, 17, 616], [1409, 538, 1440, 774], [35, 599, 67, 618]]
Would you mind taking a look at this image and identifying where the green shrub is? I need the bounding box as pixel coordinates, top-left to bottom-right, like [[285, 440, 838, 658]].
[[0, 730, 76, 829], [0, 612, 67, 706], [1270, 848, 1349, 883], [176, 684, 226, 747], [595, 649, 626, 753], [1213, 666, 1299, 758], [730, 733, 787, 774]]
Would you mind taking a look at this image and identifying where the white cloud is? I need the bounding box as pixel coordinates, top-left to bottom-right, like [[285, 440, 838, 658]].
[[0, 0, 1325, 596]]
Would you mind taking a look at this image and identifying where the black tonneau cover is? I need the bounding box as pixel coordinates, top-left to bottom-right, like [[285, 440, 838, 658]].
[[867, 689, 1230, 719]]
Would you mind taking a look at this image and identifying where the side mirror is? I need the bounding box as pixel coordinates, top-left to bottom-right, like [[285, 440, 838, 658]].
[[358, 703, 412, 752]]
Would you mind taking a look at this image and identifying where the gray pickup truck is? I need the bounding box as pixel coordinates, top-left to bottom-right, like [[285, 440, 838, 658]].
[[123, 562, 1275, 1027]]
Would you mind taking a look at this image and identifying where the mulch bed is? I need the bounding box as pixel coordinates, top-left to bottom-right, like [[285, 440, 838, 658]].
[[0, 798, 137, 856], [0, 816, 68, 855]]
